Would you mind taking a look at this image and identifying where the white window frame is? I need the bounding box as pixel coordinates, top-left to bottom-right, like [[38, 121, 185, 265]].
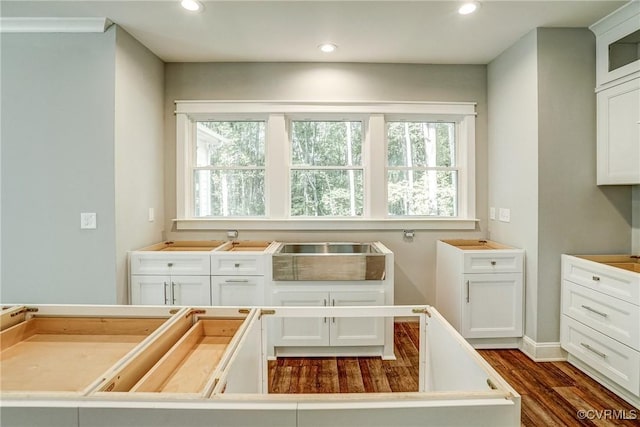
[[175, 101, 477, 231]]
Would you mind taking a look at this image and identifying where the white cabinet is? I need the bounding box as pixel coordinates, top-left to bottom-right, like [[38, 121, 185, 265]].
[[561, 255, 640, 407], [211, 253, 264, 275], [129, 252, 212, 306], [271, 290, 330, 347], [591, 1, 640, 87], [462, 273, 523, 339], [591, 1, 640, 185], [271, 290, 385, 347], [211, 253, 266, 306], [596, 78, 640, 184], [212, 276, 264, 306], [435, 240, 524, 347], [130, 275, 211, 306]]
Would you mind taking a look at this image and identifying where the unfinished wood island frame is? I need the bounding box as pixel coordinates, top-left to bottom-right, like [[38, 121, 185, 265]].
[[0, 304, 521, 427]]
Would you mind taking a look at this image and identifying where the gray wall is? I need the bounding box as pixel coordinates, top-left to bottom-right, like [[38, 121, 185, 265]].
[[0, 25, 165, 305], [164, 63, 488, 305], [537, 28, 631, 342], [487, 28, 632, 344], [114, 27, 165, 304], [1, 29, 118, 303], [487, 29, 540, 340]]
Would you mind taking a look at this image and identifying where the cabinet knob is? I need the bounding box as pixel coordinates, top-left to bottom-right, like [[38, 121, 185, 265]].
[[490, 261, 497, 266], [167, 262, 173, 267], [592, 275, 601, 282], [234, 263, 240, 268]]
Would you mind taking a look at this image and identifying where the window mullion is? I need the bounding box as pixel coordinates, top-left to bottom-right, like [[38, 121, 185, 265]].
[[368, 114, 386, 219], [267, 114, 287, 218]]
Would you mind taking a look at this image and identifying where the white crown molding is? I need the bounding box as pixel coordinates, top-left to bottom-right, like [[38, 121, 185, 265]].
[[0, 17, 113, 33]]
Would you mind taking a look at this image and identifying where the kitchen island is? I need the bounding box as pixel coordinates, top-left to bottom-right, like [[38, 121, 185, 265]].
[[0, 303, 520, 427]]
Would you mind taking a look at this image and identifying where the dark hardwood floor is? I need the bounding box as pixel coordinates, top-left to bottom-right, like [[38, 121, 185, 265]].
[[268, 322, 420, 393], [268, 322, 638, 426]]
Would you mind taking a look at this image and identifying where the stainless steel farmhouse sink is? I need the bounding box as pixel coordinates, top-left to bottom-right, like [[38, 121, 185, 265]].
[[272, 242, 387, 281]]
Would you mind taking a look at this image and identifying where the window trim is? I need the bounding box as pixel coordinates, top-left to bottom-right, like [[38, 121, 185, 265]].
[[175, 101, 478, 230]]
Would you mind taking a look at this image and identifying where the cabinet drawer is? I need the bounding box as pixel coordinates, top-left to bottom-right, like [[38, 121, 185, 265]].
[[130, 253, 211, 275], [463, 252, 523, 273], [562, 255, 640, 305], [561, 315, 640, 395], [211, 254, 264, 275], [562, 280, 639, 350], [212, 276, 264, 306]]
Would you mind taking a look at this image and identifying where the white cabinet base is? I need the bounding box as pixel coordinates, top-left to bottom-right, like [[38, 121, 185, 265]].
[[436, 240, 524, 348]]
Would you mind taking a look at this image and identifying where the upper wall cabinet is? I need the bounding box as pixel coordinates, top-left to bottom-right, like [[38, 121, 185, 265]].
[[597, 78, 640, 184], [591, 1, 640, 185], [591, 1, 640, 87]]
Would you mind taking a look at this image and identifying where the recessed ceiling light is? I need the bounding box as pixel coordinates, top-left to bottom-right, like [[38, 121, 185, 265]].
[[181, 0, 203, 12], [458, 2, 480, 15], [318, 43, 338, 53]]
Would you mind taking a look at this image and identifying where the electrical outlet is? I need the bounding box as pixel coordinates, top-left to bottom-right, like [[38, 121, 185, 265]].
[[80, 212, 97, 229], [489, 207, 496, 220], [498, 208, 511, 223]]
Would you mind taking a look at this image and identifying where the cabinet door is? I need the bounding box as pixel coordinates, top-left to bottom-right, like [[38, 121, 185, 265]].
[[130, 275, 169, 305], [271, 291, 329, 347], [212, 276, 264, 306], [597, 78, 640, 184], [462, 273, 523, 338], [329, 290, 385, 346], [170, 275, 211, 306]]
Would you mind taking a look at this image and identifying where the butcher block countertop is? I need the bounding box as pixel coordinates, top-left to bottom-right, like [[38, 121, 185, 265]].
[[440, 239, 516, 250], [136, 240, 226, 252], [577, 254, 640, 274]]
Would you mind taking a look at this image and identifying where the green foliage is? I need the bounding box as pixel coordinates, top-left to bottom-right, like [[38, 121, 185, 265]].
[[192, 120, 458, 218], [387, 122, 457, 216], [291, 170, 363, 216], [194, 121, 265, 217]]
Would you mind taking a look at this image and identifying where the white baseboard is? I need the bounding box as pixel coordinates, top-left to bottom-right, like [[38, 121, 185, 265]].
[[520, 335, 567, 361]]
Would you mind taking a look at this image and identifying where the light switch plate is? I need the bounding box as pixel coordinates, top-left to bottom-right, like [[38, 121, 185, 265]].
[[148, 208, 155, 222], [498, 208, 511, 223], [80, 212, 97, 229], [489, 207, 496, 220]]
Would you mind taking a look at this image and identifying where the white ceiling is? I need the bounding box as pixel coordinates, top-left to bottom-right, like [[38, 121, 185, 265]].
[[1, 0, 628, 64]]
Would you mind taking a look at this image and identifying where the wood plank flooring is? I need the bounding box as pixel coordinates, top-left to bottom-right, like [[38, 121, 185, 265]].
[[268, 322, 420, 393], [480, 348, 638, 427], [268, 322, 639, 426]]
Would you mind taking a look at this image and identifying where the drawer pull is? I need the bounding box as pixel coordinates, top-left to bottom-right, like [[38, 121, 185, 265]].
[[592, 275, 601, 282], [323, 299, 327, 323], [580, 342, 607, 358], [224, 279, 250, 283], [167, 262, 173, 267], [466, 280, 470, 303], [332, 299, 336, 323], [171, 282, 177, 304], [581, 305, 608, 318], [234, 263, 240, 268], [163, 281, 169, 305], [490, 261, 496, 266]]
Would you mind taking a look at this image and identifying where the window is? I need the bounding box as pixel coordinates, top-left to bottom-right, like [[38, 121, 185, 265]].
[[175, 102, 477, 230], [193, 121, 265, 217], [387, 121, 457, 217], [290, 121, 364, 216]]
